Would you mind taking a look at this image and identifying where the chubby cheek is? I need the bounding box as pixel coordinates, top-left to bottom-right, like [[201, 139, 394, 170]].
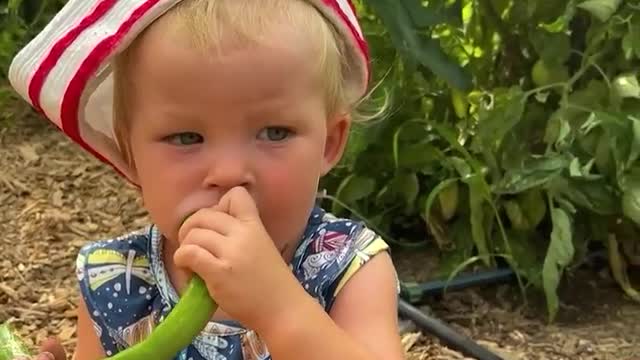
[[255, 150, 322, 250], [133, 145, 201, 242]]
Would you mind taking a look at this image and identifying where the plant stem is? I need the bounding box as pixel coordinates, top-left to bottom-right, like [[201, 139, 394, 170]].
[[476, 0, 509, 45], [524, 83, 567, 98]]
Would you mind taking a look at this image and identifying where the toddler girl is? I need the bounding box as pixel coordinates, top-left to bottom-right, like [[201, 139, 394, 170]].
[[9, 0, 404, 359]]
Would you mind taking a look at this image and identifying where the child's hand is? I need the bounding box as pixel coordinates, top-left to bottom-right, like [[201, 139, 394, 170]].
[[174, 187, 305, 332], [13, 337, 66, 360]]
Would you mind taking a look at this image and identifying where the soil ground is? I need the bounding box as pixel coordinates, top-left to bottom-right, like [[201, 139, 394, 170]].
[[1, 107, 639, 359]]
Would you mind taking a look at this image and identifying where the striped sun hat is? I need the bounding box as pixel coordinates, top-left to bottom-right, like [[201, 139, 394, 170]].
[[8, 0, 370, 184]]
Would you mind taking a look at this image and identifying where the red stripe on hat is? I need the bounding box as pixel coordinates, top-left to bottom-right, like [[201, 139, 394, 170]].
[[321, 0, 371, 85], [28, 0, 118, 113], [60, 0, 161, 184]]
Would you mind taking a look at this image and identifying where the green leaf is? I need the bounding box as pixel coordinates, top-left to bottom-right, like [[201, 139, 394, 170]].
[[555, 196, 578, 214], [568, 157, 599, 179], [550, 177, 618, 215], [392, 121, 443, 171], [494, 154, 571, 194], [590, 111, 639, 173], [436, 218, 475, 278], [555, 118, 573, 148], [577, 126, 601, 156], [568, 80, 610, 111], [448, 157, 472, 179], [431, 123, 486, 174], [476, 87, 526, 148], [499, 229, 545, 289], [543, 206, 574, 322], [614, 115, 640, 171], [577, 0, 622, 22], [425, 178, 458, 220], [622, 181, 640, 226], [539, 1, 577, 33], [518, 188, 547, 229], [400, 0, 443, 28], [504, 200, 528, 230], [607, 235, 640, 302], [529, 32, 572, 65], [545, 109, 570, 146], [332, 174, 376, 213], [622, 18, 640, 60], [7, 0, 23, 14], [629, 116, 640, 168], [366, 0, 472, 90], [612, 73, 640, 99], [389, 172, 420, 209], [467, 175, 490, 264], [396, 142, 444, 172], [400, 0, 461, 28], [500, 103, 548, 170], [438, 180, 459, 221]]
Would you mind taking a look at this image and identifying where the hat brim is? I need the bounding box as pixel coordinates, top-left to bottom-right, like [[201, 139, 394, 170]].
[[9, 0, 370, 185]]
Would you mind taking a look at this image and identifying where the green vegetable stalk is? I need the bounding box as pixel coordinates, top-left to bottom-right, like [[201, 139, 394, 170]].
[[108, 212, 218, 359], [0, 323, 31, 360], [0, 214, 216, 360], [0, 277, 217, 360], [107, 275, 217, 360]]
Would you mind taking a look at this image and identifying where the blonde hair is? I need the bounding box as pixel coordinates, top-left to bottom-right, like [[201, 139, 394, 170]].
[[112, 0, 386, 168]]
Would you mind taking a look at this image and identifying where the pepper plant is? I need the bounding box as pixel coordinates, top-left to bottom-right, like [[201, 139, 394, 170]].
[[320, 0, 640, 321]]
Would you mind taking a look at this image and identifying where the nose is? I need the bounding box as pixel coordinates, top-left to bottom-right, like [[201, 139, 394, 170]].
[[202, 147, 254, 192]]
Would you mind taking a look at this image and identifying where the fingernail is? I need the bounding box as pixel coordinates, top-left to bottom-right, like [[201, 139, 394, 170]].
[[37, 352, 56, 360]]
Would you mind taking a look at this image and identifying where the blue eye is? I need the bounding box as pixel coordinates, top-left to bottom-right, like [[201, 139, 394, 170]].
[[258, 127, 292, 142], [165, 132, 203, 146]]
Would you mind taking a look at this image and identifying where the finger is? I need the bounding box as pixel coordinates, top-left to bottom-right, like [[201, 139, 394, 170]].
[[178, 208, 236, 242], [174, 244, 229, 283], [38, 337, 65, 360], [180, 228, 226, 257], [217, 187, 260, 222], [35, 353, 55, 360]]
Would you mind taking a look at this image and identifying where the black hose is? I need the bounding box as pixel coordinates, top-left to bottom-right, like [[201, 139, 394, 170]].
[[396, 250, 609, 358], [398, 298, 504, 360], [400, 268, 515, 304]]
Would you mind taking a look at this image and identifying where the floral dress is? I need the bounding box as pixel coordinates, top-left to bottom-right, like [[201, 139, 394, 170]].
[[76, 206, 397, 359]]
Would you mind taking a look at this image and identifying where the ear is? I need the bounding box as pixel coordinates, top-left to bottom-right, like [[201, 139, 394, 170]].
[[320, 113, 351, 176]]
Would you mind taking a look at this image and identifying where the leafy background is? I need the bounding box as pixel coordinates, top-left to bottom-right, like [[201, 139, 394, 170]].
[[2, 0, 640, 322]]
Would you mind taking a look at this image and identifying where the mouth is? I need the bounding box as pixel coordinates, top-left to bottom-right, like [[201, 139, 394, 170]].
[[176, 191, 221, 227]]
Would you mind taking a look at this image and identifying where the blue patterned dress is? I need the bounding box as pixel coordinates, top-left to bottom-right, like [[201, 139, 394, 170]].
[[76, 206, 397, 359]]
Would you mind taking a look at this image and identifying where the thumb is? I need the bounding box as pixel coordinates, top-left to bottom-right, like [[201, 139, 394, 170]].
[[38, 337, 66, 360], [217, 187, 259, 222]]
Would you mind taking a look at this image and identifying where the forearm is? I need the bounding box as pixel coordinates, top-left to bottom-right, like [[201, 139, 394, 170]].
[[256, 291, 378, 360]]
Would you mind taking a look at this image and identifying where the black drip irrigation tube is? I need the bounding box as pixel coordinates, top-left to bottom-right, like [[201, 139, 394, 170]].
[[396, 250, 607, 360], [397, 268, 513, 360], [398, 298, 504, 360]]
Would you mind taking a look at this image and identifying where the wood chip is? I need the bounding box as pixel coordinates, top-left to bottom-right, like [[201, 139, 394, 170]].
[[18, 144, 39, 163], [402, 332, 422, 352], [59, 326, 76, 342], [0, 282, 19, 301]]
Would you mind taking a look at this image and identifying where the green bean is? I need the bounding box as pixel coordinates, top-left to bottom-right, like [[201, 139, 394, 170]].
[[0, 323, 31, 360], [107, 275, 217, 360], [108, 212, 218, 359], [2, 277, 217, 360], [0, 213, 216, 360]]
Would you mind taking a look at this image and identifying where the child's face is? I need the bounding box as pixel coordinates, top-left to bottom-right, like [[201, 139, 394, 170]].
[[124, 21, 349, 253]]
